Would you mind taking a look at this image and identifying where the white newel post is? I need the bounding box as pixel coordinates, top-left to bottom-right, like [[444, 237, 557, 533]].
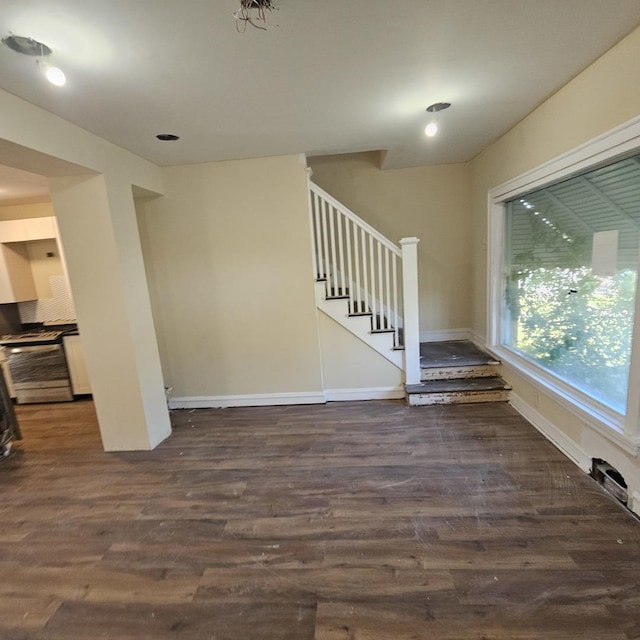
[[400, 237, 421, 385]]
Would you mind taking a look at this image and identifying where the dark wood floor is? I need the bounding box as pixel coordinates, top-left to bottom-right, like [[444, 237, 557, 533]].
[[1, 399, 640, 639]]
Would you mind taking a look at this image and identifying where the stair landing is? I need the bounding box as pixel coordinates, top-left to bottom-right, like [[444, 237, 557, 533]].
[[420, 340, 500, 380], [420, 340, 498, 368], [407, 340, 511, 406]]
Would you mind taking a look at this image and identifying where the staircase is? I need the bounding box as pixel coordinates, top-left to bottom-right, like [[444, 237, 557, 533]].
[[308, 180, 510, 406], [309, 181, 420, 378], [405, 340, 511, 405]]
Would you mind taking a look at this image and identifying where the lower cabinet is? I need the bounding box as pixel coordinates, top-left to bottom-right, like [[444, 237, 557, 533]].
[[63, 335, 92, 395]]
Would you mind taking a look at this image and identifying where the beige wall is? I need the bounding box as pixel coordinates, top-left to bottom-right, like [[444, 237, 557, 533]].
[[308, 153, 472, 335], [25, 239, 62, 299], [138, 154, 325, 400], [470, 25, 640, 502], [317, 312, 403, 392]]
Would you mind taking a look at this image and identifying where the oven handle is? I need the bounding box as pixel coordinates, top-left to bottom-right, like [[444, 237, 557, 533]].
[[8, 344, 62, 354]]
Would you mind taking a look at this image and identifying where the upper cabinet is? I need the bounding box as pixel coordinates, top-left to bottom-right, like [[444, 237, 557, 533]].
[[0, 217, 58, 303], [0, 217, 57, 243], [0, 243, 37, 303], [25, 217, 56, 241]]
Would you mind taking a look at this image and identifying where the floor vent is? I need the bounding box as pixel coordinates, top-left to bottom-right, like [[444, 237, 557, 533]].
[[592, 458, 628, 505]]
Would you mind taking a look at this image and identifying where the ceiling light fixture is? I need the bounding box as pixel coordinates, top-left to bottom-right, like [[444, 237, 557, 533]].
[[39, 60, 66, 87], [234, 0, 277, 32], [2, 34, 66, 87], [424, 102, 451, 138]]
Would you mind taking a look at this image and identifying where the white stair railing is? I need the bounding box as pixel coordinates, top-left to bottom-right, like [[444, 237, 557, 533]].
[[309, 181, 421, 383]]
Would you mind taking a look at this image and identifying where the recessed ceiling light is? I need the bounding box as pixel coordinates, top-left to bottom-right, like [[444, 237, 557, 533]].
[[2, 34, 66, 87], [156, 134, 180, 141], [426, 102, 451, 114], [424, 102, 451, 138], [2, 35, 51, 56]]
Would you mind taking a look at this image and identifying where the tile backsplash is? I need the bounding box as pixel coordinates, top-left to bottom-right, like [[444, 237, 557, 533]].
[[19, 275, 77, 323]]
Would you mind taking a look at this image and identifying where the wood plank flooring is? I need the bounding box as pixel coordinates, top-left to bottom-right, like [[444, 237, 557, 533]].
[[1, 399, 640, 639]]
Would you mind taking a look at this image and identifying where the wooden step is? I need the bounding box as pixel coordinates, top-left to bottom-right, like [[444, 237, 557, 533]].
[[420, 339, 501, 381], [405, 376, 511, 406], [420, 340, 499, 368]]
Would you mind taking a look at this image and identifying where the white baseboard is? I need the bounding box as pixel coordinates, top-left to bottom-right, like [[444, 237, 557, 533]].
[[168, 391, 326, 410], [324, 386, 405, 402], [419, 328, 473, 343], [510, 392, 591, 473]]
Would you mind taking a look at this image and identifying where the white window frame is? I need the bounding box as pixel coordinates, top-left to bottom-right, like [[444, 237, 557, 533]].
[[487, 115, 640, 456]]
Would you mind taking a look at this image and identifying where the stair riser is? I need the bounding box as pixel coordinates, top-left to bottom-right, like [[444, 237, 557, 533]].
[[407, 390, 510, 406], [421, 364, 502, 381]]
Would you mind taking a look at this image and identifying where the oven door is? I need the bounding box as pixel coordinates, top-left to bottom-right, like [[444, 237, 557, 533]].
[[6, 344, 73, 403]]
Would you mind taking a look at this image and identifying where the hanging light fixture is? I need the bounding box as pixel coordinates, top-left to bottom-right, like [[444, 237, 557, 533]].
[[234, 0, 277, 31], [2, 34, 66, 87], [38, 59, 66, 86], [43, 63, 66, 86], [424, 102, 451, 137]]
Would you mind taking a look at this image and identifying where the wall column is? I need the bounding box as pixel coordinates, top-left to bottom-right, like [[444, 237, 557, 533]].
[[49, 173, 171, 451]]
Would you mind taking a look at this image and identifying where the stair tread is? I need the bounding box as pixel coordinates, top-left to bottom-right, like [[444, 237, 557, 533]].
[[420, 340, 499, 369], [406, 376, 510, 394]]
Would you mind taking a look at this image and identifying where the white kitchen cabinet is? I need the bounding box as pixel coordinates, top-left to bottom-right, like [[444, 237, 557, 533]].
[[0, 243, 37, 303], [25, 217, 57, 241], [63, 335, 92, 395], [0, 216, 57, 244], [0, 220, 29, 243]]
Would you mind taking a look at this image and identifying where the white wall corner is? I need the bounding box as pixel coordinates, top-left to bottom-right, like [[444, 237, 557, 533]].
[[468, 328, 487, 349], [510, 392, 591, 473], [630, 492, 640, 517]]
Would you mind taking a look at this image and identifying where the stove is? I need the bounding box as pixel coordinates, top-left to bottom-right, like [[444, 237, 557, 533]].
[[0, 331, 64, 346], [0, 330, 72, 403]]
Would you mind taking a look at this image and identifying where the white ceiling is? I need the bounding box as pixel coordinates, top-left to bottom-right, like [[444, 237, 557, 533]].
[[1, 0, 640, 202]]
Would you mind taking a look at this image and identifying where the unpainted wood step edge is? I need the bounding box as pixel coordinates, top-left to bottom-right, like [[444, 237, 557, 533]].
[[407, 390, 510, 406], [420, 364, 502, 381], [405, 377, 512, 394], [420, 357, 500, 369]]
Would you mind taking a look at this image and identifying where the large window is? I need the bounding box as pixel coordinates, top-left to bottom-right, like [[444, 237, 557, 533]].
[[503, 154, 640, 415]]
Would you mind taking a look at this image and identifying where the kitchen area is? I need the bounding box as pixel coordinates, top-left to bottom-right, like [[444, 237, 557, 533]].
[[0, 207, 92, 456]]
